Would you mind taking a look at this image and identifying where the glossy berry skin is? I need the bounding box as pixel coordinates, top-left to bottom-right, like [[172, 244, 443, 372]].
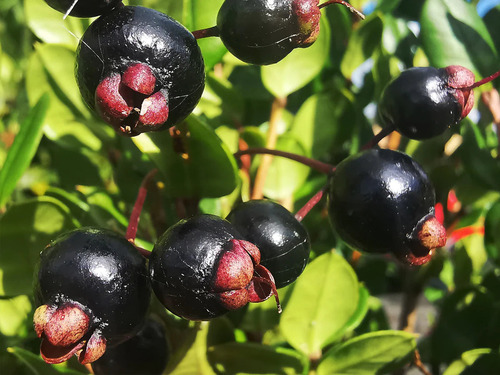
[[226, 200, 311, 288], [328, 149, 446, 265], [92, 319, 169, 375], [76, 6, 205, 136], [43, 0, 121, 18], [33, 227, 151, 364], [217, 0, 320, 65], [378, 66, 475, 139], [149, 215, 276, 321]]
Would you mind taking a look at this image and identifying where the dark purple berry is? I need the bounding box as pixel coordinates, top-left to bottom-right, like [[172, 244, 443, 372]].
[[33, 227, 151, 364], [149, 215, 279, 321], [43, 0, 121, 18], [226, 200, 311, 288], [75, 6, 205, 136], [216, 0, 321, 65], [92, 318, 169, 375], [378, 66, 475, 139], [327, 149, 446, 265]]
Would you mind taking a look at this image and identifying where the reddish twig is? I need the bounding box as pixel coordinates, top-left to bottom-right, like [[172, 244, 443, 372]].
[[126, 169, 158, 242], [466, 69, 500, 89], [294, 184, 330, 222], [191, 26, 220, 39], [361, 126, 395, 150], [235, 148, 334, 175], [318, 0, 365, 19]]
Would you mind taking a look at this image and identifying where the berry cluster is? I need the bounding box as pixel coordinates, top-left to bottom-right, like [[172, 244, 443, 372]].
[[33, 0, 500, 372]]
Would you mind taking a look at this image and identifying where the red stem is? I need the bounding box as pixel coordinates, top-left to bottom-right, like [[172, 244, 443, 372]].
[[191, 26, 220, 40], [466, 69, 500, 90], [131, 244, 151, 259], [361, 126, 395, 150], [126, 169, 158, 242], [318, 0, 365, 19], [234, 148, 334, 174], [295, 184, 330, 222]]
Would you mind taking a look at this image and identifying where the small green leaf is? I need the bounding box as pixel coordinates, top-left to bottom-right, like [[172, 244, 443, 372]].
[[0, 196, 78, 296], [0, 295, 31, 337], [443, 348, 492, 375], [317, 331, 417, 375], [0, 94, 49, 208], [261, 18, 330, 98], [485, 199, 500, 260], [7, 347, 84, 375], [340, 14, 383, 79], [280, 251, 360, 356], [208, 342, 308, 375], [420, 0, 498, 77], [132, 115, 238, 198]]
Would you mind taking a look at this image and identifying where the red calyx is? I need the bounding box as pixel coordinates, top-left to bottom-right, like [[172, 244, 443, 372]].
[[34, 303, 107, 365], [444, 65, 476, 119], [95, 63, 169, 136], [292, 0, 321, 47], [214, 239, 281, 312]]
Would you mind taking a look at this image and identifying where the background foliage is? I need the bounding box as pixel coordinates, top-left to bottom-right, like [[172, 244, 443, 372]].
[[1, 0, 500, 374]]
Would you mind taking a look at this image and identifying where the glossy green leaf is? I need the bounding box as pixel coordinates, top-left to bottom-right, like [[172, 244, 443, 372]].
[[0, 196, 78, 296], [443, 348, 492, 375], [420, 0, 497, 77], [280, 251, 360, 356], [485, 199, 500, 260], [317, 331, 417, 375], [0, 295, 31, 336], [208, 342, 308, 375], [24, 0, 88, 50], [7, 347, 84, 375], [132, 115, 238, 198], [25, 44, 105, 151], [261, 17, 330, 98], [340, 14, 383, 79], [0, 94, 49, 208], [262, 135, 310, 199]]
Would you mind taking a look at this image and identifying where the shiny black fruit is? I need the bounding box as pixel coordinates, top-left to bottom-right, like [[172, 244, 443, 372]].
[[378, 66, 475, 139], [92, 318, 169, 375], [43, 0, 121, 17], [216, 0, 321, 65], [327, 149, 446, 265], [33, 227, 151, 364], [149, 215, 278, 320], [76, 6, 205, 136], [226, 200, 311, 288]]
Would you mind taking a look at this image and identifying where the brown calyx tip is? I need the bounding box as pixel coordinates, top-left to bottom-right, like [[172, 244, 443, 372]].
[[248, 264, 281, 313], [95, 62, 169, 136], [417, 216, 447, 250], [292, 0, 321, 47], [79, 330, 107, 364]]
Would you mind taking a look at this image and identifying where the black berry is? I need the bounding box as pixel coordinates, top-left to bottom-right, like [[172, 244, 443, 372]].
[[75, 6, 205, 136], [149, 215, 279, 321], [43, 0, 121, 18], [378, 66, 475, 139], [327, 149, 446, 265], [216, 0, 321, 65], [92, 318, 169, 375], [226, 200, 311, 288], [33, 227, 151, 364]]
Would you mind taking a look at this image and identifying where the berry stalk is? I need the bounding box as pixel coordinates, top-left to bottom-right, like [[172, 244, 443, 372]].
[[192, 26, 220, 40], [294, 184, 330, 222], [466, 69, 500, 90], [318, 0, 365, 19]]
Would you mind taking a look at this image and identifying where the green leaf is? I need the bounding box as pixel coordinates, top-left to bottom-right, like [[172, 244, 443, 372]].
[[420, 0, 498, 77], [280, 251, 360, 356], [261, 17, 330, 98], [208, 342, 308, 375], [317, 331, 417, 375], [443, 348, 492, 375], [262, 135, 310, 200], [25, 44, 105, 151], [0, 94, 49, 208], [0, 196, 78, 296], [24, 0, 88, 50], [7, 347, 84, 375], [340, 14, 383, 79], [184, 0, 227, 70], [0, 295, 31, 336], [132, 115, 238, 198], [485, 199, 500, 260]]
